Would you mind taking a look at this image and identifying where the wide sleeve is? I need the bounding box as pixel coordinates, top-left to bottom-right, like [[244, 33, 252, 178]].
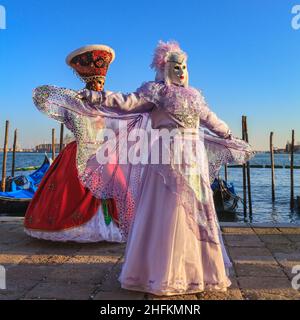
[[33, 85, 103, 122], [79, 89, 156, 114], [199, 95, 232, 138]]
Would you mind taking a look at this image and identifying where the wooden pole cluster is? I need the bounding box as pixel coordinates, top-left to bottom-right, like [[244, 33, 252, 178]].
[[290, 130, 295, 210], [270, 132, 275, 202], [1, 120, 9, 192]]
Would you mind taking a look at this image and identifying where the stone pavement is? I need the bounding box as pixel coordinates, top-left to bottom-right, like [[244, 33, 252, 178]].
[[0, 217, 300, 300]]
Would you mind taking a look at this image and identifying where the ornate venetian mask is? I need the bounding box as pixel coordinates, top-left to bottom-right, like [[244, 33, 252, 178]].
[[86, 78, 105, 92], [165, 52, 188, 87]]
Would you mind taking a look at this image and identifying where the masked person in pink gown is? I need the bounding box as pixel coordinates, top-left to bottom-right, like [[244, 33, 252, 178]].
[[32, 41, 254, 296]]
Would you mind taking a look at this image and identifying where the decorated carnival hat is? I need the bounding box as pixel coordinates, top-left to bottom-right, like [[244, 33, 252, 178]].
[[66, 44, 115, 84]]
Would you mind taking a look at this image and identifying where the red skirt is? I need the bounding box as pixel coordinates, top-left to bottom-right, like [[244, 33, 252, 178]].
[[24, 141, 118, 231]]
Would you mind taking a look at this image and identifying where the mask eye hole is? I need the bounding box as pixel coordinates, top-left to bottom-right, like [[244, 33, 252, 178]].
[[182, 65, 186, 70], [174, 66, 180, 71]]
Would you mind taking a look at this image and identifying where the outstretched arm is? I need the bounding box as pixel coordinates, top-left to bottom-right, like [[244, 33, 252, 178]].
[[199, 97, 232, 139], [33, 85, 103, 122], [78, 89, 155, 113]]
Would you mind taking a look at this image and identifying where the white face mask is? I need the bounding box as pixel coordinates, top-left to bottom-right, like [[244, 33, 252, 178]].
[[165, 53, 188, 87], [169, 61, 188, 86]]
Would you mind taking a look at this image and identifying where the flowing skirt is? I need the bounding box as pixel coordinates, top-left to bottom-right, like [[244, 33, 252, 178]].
[[24, 141, 122, 243], [118, 134, 232, 296]]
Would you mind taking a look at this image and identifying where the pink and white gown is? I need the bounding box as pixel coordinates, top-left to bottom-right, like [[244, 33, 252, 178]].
[[32, 81, 254, 296]]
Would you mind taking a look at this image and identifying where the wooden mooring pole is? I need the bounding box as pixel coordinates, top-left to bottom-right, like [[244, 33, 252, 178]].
[[1, 120, 9, 192], [290, 129, 295, 210], [224, 164, 228, 182], [270, 132, 275, 202], [243, 116, 253, 215], [52, 128, 56, 161], [59, 123, 64, 152], [11, 129, 17, 177], [242, 116, 247, 216]]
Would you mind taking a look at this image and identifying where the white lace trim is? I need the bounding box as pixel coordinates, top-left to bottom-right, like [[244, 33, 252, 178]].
[[119, 275, 231, 296], [24, 207, 124, 243]]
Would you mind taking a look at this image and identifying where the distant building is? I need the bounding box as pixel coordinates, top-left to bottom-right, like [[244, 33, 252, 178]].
[[35, 134, 73, 153], [35, 143, 65, 153], [285, 142, 300, 153], [273, 147, 286, 154]]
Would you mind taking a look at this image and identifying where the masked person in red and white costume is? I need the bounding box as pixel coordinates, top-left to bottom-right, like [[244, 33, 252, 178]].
[[24, 45, 123, 243]]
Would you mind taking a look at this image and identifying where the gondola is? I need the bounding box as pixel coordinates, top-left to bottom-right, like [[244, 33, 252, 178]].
[[0, 155, 51, 214], [211, 177, 242, 215]]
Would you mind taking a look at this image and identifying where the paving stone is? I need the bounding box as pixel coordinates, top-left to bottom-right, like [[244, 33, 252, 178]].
[[0, 265, 57, 299], [93, 261, 123, 293], [237, 276, 300, 300], [253, 228, 282, 235], [46, 261, 116, 284], [238, 276, 290, 290], [285, 234, 300, 243], [221, 228, 255, 235], [0, 253, 28, 265], [66, 253, 120, 265], [77, 242, 126, 255], [24, 281, 95, 300], [234, 262, 286, 277], [0, 231, 31, 246], [91, 260, 145, 300], [295, 242, 300, 250], [277, 260, 300, 280], [223, 234, 265, 247], [21, 254, 70, 266], [93, 290, 145, 300], [273, 252, 300, 262], [278, 228, 300, 234], [0, 276, 41, 300], [265, 242, 297, 255], [228, 247, 276, 264], [25, 240, 83, 256], [258, 235, 292, 245]]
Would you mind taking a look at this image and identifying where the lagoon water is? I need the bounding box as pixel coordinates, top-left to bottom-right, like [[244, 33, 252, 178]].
[[1, 152, 300, 224]]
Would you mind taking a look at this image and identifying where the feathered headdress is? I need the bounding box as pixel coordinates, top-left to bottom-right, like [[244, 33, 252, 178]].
[[150, 40, 187, 77]]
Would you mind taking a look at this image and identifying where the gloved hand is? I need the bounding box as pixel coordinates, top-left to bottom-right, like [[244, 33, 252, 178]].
[[76, 89, 103, 104], [224, 130, 233, 140]]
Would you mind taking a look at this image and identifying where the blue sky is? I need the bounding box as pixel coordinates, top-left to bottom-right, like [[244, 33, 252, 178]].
[[0, 0, 299, 150]]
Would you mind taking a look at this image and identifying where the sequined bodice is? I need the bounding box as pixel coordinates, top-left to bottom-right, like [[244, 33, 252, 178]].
[[150, 103, 200, 129], [171, 108, 200, 128]]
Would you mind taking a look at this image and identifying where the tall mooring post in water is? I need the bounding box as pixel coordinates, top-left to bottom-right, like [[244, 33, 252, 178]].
[[243, 116, 252, 215], [224, 164, 228, 182], [1, 120, 9, 192], [59, 123, 64, 152], [11, 129, 18, 177], [270, 132, 275, 202], [242, 116, 247, 216], [290, 129, 295, 210], [242, 116, 253, 216], [52, 128, 56, 161]]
